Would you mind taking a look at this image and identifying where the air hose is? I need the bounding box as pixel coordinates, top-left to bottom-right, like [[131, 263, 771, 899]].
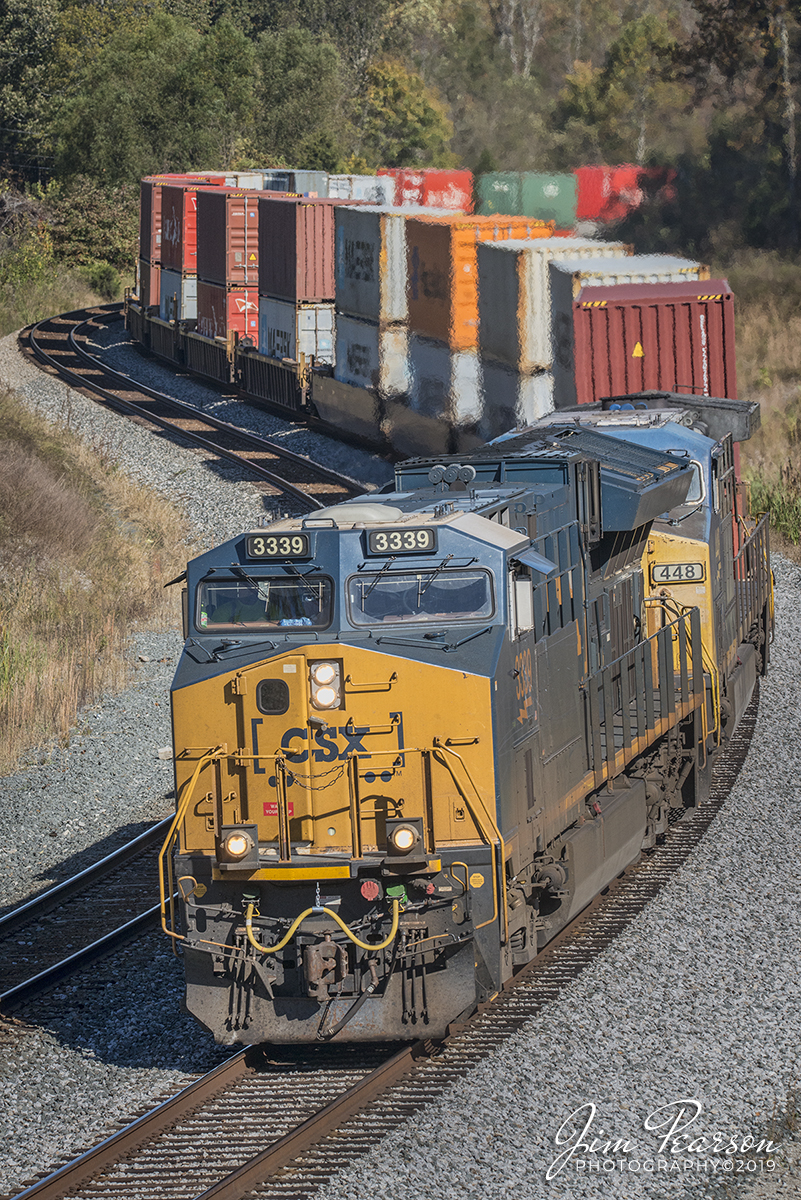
[[244, 898, 400, 954]]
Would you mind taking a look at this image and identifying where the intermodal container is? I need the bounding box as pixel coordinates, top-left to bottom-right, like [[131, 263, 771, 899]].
[[335, 316, 410, 395], [334, 205, 451, 324], [259, 197, 351, 302], [479, 358, 554, 439], [290, 170, 329, 197], [139, 179, 163, 262], [327, 175, 393, 204], [197, 189, 260, 287], [258, 297, 334, 364], [567, 278, 737, 407], [406, 214, 553, 350], [477, 237, 631, 373], [550, 255, 709, 407], [379, 169, 473, 212], [476, 173, 522, 216], [159, 268, 197, 321], [519, 173, 577, 227], [262, 170, 294, 192], [160, 185, 201, 273], [575, 165, 644, 224], [409, 334, 480, 423], [197, 281, 259, 345], [137, 259, 160, 308]]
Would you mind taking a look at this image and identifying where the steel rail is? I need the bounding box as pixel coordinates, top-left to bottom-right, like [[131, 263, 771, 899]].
[[7, 1049, 249, 1200], [25, 310, 360, 511], [68, 311, 367, 496], [0, 816, 173, 939], [0, 901, 171, 1012]]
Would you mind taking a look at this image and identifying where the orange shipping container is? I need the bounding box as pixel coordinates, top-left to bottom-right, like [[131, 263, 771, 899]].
[[406, 214, 554, 350]]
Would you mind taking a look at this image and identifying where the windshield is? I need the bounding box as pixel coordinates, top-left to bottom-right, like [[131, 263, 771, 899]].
[[347, 569, 494, 626], [198, 577, 333, 630], [685, 461, 704, 504]]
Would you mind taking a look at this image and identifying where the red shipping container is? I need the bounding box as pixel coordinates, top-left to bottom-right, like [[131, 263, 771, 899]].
[[137, 258, 160, 308], [139, 179, 163, 263], [197, 189, 260, 287], [161, 184, 201, 273], [568, 279, 736, 407], [378, 168, 473, 212], [258, 197, 353, 302], [197, 281, 259, 345], [574, 165, 644, 224]]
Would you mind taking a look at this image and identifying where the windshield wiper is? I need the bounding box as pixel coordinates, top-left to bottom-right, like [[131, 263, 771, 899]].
[[418, 554, 454, 598], [364, 556, 396, 597], [230, 565, 271, 600]]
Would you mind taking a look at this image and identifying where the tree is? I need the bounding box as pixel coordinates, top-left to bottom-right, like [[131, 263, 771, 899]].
[[354, 59, 455, 167], [0, 0, 59, 178], [254, 27, 346, 167], [51, 14, 257, 182]]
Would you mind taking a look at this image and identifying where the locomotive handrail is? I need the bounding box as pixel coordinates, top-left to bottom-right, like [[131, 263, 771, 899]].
[[734, 511, 772, 647], [645, 595, 720, 749], [159, 746, 226, 943], [585, 609, 704, 789], [432, 740, 509, 946]]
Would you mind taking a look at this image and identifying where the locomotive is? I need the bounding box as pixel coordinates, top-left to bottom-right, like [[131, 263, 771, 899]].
[[160, 393, 772, 1044]]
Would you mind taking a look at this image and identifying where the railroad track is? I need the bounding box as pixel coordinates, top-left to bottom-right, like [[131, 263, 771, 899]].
[[21, 308, 363, 511], [5, 690, 759, 1200], [0, 817, 173, 1012]]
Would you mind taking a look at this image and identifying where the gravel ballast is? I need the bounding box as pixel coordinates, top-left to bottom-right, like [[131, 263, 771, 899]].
[[0, 325, 799, 1198]]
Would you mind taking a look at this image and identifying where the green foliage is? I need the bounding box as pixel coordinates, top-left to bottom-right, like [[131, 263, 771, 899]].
[[355, 60, 455, 167], [0, 0, 59, 173], [79, 261, 121, 300], [52, 13, 257, 182], [254, 27, 346, 167], [42, 176, 138, 272]]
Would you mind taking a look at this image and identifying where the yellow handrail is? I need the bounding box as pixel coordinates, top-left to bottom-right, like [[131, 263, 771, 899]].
[[433, 740, 508, 945], [159, 745, 225, 941]]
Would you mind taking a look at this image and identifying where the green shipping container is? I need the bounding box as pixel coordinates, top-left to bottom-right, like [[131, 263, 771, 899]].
[[519, 173, 577, 228], [476, 172, 522, 217]]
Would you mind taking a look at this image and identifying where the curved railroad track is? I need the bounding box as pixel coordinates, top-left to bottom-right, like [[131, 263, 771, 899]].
[[4, 691, 759, 1200], [0, 817, 174, 1012], [21, 307, 363, 512]]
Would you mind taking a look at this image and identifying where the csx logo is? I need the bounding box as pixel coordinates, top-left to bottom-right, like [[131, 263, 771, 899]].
[[251, 716, 405, 773]]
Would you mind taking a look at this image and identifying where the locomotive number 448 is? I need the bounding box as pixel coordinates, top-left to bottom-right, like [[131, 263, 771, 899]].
[[651, 562, 705, 584]]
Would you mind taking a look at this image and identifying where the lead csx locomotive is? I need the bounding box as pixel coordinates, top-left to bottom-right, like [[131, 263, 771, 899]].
[[160, 392, 772, 1044]]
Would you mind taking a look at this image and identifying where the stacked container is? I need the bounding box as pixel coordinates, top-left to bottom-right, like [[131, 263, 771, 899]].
[[377, 169, 473, 212], [159, 183, 201, 320], [570, 278, 737, 405], [328, 175, 393, 204], [196, 189, 261, 345], [475, 172, 577, 225], [549, 255, 712, 407], [405, 213, 554, 430], [477, 236, 631, 437], [139, 174, 224, 309], [574, 165, 644, 225], [257, 197, 347, 363]]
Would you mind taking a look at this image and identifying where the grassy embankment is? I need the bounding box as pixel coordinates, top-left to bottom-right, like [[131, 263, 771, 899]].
[[724, 253, 801, 554], [0, 386, 186, 773]]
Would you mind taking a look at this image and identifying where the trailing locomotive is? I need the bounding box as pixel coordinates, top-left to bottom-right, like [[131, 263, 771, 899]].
[[160, 395, 772, 1044]]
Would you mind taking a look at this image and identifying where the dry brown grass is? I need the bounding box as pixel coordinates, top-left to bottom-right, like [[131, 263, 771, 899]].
[[0, 387, 187, 773], [0, 270, 102, 339], [717, 252, 801, 552]]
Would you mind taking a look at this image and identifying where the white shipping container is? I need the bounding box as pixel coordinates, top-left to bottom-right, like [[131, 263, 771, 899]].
[[335, 205, 452, 324], [409, 334, 480, 424], [549, 254, 708, 407], [258, 297, 335, 364], [479, 357, 554, 440], [291, 170, 328, 197], [335, 315, 409, 395], [159, 268, 197, 321], [477, 237, 630, 373], [328, 175, 393, 204], [224, 172, 264, 190]]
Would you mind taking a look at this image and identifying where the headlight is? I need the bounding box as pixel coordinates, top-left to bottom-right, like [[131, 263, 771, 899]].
[[310, 661, 341, 709], [389, 823, 420, 854], [217, 824, 259, 870], [225, 832, 252, 859]]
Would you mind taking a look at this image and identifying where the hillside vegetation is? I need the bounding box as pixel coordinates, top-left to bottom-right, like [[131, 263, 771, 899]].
[[0, 388, 186, 771]]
